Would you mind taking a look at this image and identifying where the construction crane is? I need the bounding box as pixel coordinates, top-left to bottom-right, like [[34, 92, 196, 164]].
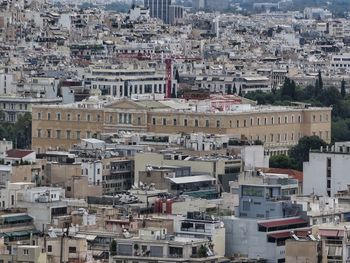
[[115, 52, 201, 98]]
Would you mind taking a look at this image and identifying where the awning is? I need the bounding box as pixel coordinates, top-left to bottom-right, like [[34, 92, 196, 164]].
[[319, 229, 344, 237], [168, 175, 215, 185], [4, 215, 33, 224], [0, 229, 39, 238], [75, 234, 97, 241], [258, 218, 307, 228], [267, 231, 291, 239]]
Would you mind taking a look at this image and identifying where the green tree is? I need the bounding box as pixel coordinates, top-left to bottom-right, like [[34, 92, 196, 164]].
[[232, 83, 237, 94], [174, 69, 180, 83], [269, 155, 296, 169], [341, 79, 346, 98], [227, 85, 232, 95], [110, 240, 117, 255], [318, 70, 323, 91], [289, 136, 328, 170], [197, 245, 208, 258]]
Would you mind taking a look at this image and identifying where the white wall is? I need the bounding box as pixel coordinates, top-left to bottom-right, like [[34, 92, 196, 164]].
[[304, 152, 350, 196]]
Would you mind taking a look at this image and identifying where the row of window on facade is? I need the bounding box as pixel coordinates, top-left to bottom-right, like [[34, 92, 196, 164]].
[[37, 112, 102, 122], [93, 83, 167, 95], [152, 114, 311, 128], [2, 103, 28, 110], [37, 112, 134, 124], [37, 129, 98, 140]]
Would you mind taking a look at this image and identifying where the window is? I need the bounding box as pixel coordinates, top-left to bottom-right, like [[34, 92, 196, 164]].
[[163, 118, 167, 125], [152, 118, 156, 125], [195, 119, 199, 127], [23, 249, 29, 255], [48, 245, 52, 252], [173, 119, 177, 126], [320, 115, 322, 122], [67, 113, 71, 121], [76, 131, 80, 140], [236, 120, 239, 127], [313, 115, 316, 122], [205, 120, 210, 127], [37, 112, 41, 120], [244, 120, 247, 127], [109, 116, 113, 123], [250, 118, 253, 126], [184, 119, 188, 126], [47, 113, 51, 120], [86, 131, 91, 138], [242, 201, 250, 211], [278, 117, 281, 124], [271, 117, 274, 124], [77, 114, 81, 121], [37, 129, 41, 138], [47, 129, 51, 138], [216, 120, 220, 128], [97, 115, 101, 122], [66, 130, 71, 139], [298, 115, 301, 123], [284, 116, 288, 123], [257, 118, 260, 125], [87, 114, 91, 122], [56, 113, 61, 121], [69, 247, 77, 253], [56, 130, 61, 139]]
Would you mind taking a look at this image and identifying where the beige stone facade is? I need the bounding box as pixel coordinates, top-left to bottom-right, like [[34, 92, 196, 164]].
[[32, 99, 332, 152]]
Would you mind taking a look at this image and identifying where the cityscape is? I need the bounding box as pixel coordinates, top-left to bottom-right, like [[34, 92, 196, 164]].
[[1, 0, 350, 262]]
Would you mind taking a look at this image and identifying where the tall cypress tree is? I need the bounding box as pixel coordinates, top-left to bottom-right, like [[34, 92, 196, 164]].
[[341, 79, 346, 98], [318, 70, 323, 91], [238, 86, 243, 97], [227, 85, 232, 95]]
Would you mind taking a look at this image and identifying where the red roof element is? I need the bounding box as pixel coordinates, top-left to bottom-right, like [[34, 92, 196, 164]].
[[6, 149, 34, 159], [258, 218, 307, 228], [319, 229, 344, 237], [267, 231, 291, 239], [267, 229, 311, 239], [261, 168, 303, 182]]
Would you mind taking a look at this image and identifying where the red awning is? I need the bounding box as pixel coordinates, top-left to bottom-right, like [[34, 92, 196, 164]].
[[258, 218, 307, 228], [267, 228, 311, 239], [319, 229, 344, 237], [268, 231, 291, 239]]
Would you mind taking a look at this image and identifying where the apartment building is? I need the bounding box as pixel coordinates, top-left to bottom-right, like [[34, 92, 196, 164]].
[[303, 141, 350, 197], [31, 99, 332, 153], [109, 227, 221, 263], [0, 96, 62, 123], [84, 66, 177, 97]]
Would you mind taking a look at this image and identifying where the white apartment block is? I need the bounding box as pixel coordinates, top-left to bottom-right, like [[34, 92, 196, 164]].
[[331, 54, 350, 70], [304, 142, 350, 197], [85, 67, 177, 97]]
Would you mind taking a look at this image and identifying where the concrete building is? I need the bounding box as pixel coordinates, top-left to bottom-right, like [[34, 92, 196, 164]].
[[285, 239, 321, 263], [224, 171, 307, 262], [109, 227, 221, 263], [303, 142, 350, 197], [0, 96, 62, 123], [31, 99, 332, 153], [173, 211, 225, 257], [0, 243, 47, 263], [144, 0, 172, 24]]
